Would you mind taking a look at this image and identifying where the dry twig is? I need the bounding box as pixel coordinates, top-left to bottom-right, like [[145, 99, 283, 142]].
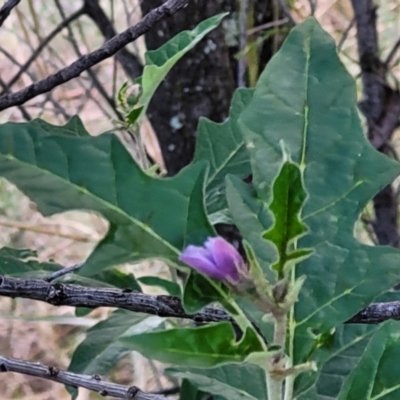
[[0, 355, 167, 400], [0, 0, 21, 27], [0, 0, 189, 111]]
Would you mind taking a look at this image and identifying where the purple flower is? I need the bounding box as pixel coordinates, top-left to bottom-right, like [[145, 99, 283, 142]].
[[179, 237, 245, 282]]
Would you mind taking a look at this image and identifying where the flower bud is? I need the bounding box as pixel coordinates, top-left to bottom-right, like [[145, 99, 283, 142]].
[[179, 237, 246, 282]]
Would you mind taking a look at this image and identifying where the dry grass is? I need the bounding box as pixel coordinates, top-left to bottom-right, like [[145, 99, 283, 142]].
[[0, 0, 400, 398]]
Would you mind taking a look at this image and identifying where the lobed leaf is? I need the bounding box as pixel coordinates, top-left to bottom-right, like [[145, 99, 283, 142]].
[[194, 88, 253, 215], [231, 16, 400, 387], [0, 119, 214, 277], [296, 324, 380, 398], [262, 160, 311, 277], [337, 321, 400, 400]]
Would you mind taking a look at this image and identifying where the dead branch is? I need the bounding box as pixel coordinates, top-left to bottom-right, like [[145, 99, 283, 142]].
[[0, 275, 399, 325], [0, 0, 21, 27], [2, 7, 86, 93], [83, 0, 143, 79], [0, 0, 189, 111], [0, 275, 231, 324], [0, 354, 167, 400]]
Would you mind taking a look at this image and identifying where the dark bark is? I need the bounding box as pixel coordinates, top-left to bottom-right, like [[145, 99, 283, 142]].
[[351, 0, 400, 247], [83, 0, 143, 79], [140, 0, 236, 175], [140, 0, 284, 176]]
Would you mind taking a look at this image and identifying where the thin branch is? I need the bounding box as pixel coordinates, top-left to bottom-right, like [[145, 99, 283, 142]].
[[0, 275, 232, 324], [0, 75, 31, 120], [0, 38, 70, 119], [385, 36, 400, 67], [247, 18, 289, 35], [53, 0, 123, 120], [0, 0, 189, 111], [0, 0, 20, 28], [0, 218, 94, 242], [1, 6, 86, 93], [337, 17, 355, 52], [275, 0, 296, 25], [44, 263, 84, 282], [83, 0, 143, 79], [0, 355, 167, 400], [0, 275, 399, 325]]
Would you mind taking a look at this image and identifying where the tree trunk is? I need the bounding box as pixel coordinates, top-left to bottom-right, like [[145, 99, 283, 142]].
[[141, 0, 284, 175]]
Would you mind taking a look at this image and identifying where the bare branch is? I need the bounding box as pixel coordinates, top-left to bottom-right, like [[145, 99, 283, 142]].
[[0, 0, 189, 111], [0, 0, 20, 28], [53, 0, 122, 119], [337, 17, 355, 52], [384, 36, 400, 67], [247, 18, 289, 35], [0, 275, 232, 324], [275, 0, 296, 25], [0, 354, 167, 400], [44, 263, 84, 282], [83, 0, 143, 79], [0, 275, 399, 326], [1, 7, 85, 93]]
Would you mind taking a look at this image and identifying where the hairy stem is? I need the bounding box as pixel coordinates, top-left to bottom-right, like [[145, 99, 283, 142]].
[[267, 314, 287, 399]]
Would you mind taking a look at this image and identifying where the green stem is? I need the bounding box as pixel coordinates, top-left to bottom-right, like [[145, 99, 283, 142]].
[[284, 263, 297, 400], [227, 298, 268, 351], [284, 362, 294, 400], [266, 370, 281, 400], [266, 314, 287, 400]]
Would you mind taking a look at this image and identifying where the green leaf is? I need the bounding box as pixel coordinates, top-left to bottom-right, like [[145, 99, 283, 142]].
[[226, 176, 276, 282], [119, 322, 264, 368], [137, 13, 227, 119], [68, 310, 161, 375], [262, 160, 311, 277], [65, 268, 141, 291], [168, 363, 267, 400], [337, 321, 400, 400], [234, 16, 400, 381], [194, 88, 253, 215], [126, 106, 144, 125], [183, 271, 236, 314], [0, 247, 60, 276], [0, 119, 214, 277], [296, 324, 380, 399], [138, 276, 181, 296], [179, 379, 211, 400]]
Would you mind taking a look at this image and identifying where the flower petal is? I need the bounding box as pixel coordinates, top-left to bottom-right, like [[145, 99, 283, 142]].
[[179, 245, 226, 280], [205, 237, 244, 281]]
